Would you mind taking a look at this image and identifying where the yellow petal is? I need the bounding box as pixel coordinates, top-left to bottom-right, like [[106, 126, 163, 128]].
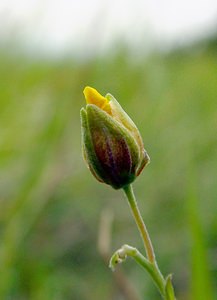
[[83, 86, 111, 115]]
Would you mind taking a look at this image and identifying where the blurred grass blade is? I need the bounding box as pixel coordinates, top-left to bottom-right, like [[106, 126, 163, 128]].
[[187, 170, 214, 300]]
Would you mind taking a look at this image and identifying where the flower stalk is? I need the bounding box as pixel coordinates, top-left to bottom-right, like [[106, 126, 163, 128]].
[[120, 184, 176, 300], [123, 184, 155, 263]]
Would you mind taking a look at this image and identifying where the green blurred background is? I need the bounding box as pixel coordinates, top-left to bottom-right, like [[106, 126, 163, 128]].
[[0, 2, 217, 299]]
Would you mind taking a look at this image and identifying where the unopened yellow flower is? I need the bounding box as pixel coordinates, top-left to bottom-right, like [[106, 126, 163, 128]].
[[81, 86, 150, 189], [83, 86, 111, 115]]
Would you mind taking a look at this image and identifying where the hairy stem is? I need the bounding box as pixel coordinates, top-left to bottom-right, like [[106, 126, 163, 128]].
[[122, 184, 176, 300], [123, 184, 155, 262]]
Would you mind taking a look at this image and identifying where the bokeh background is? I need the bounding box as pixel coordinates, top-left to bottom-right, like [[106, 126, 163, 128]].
[[0, 1, 217, 299]]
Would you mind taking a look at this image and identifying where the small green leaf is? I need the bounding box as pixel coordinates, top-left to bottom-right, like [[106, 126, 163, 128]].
[[165, 274, 176, 300]]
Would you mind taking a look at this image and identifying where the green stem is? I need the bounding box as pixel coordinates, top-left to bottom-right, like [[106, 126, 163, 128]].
[[123, 184, 176, 300], [123, 184, 155, 263]]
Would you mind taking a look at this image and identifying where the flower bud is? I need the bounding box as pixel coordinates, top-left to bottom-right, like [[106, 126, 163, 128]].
[[80, 86, 150, 189]]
